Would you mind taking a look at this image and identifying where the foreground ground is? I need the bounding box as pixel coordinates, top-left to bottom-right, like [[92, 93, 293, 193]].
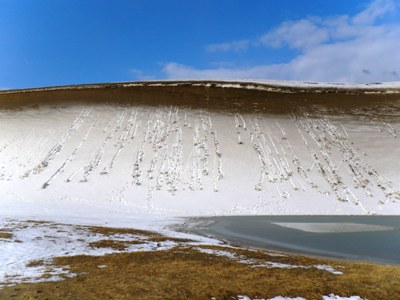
[[1, 221, 399, 300]]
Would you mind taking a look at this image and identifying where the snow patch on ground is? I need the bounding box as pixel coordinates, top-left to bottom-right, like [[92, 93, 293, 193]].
[[214, 295, 366, 300], [322, 295, 366, 300], [236, 296, 306, 300], [103, 79, 400, 94], [213, 79, 400, 91], [0, 219, 217, 288], [196, 248, 343, 275]]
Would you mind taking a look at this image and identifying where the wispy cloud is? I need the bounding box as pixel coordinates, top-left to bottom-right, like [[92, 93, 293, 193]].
[[164, 0, 400, 83], [260, 18, 330, 50], [205, 40, 250, 53], [352, 0, 396, 24], [260, 0, 397, 51], [131, 69, 155, 81]]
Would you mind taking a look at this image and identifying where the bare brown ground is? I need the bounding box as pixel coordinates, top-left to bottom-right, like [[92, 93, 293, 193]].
[[0, 81, 399, 115], [1, 244, 399, 300]]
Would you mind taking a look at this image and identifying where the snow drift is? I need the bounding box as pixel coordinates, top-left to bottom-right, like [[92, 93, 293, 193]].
[[1, 80, 399, 220]]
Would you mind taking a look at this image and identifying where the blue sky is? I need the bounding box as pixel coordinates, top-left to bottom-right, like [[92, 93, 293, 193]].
[[0, 0, 399, 88]]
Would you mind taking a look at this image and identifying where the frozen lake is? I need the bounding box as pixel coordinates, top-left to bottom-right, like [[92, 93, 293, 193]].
[[187, 216, 400, 264]]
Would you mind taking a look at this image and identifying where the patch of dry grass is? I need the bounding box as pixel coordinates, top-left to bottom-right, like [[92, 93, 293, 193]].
[[148, 236, 195, 243], [89, 240, 143, 251], [85, 225, 159, 237], [1, 244, 399, 300], [0, 229, 12, 239], [26, 260, 45, 268]]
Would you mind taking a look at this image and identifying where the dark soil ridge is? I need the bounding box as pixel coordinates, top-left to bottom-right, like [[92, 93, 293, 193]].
[[1, 80, 399, 112]]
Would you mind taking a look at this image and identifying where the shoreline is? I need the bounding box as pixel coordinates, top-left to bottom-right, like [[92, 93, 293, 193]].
[[2, 216, 400, 300], [178, 216, 400, 266]]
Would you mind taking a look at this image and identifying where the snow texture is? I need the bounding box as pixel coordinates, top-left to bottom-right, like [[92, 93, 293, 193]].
[[0, 219, 200, 287], [0, 88, 399, 289], [225, 295, 365, 300], [196, 248, 343, 275], [322, 295, 366, 300], [1, 104, 399, 218], [236, 296, 304, 300], [0, 219, 218, 288]]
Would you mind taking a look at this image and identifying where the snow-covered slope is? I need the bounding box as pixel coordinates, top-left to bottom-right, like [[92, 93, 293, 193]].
[[1, 80, 400, 222]]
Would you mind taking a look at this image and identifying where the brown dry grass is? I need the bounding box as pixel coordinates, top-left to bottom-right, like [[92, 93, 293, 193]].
[[86, 226, 195, 247], [1, 245, 399, 300], [148, 236, 195, 243], [0, 229, 12, 239], [0, 232, 12, 239], [89, 240, 143, 251], [85, 225, 159, 237], [26, 260, 45, 268]]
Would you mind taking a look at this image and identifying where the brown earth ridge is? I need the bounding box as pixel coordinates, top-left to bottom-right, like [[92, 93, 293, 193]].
[[1, 80, 399, 113]]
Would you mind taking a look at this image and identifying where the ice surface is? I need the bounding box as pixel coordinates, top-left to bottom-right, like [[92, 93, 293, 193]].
[[272, 222, 393, 233]]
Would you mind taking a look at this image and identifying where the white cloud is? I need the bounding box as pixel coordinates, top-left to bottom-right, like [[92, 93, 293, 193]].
[[164, 0, 400, 83], [162, 62, 281, 80], [205, 40, 250, 53], [352, 0, 397, 25], [131, 69, 155, 81], [260, 18, 330, 50]]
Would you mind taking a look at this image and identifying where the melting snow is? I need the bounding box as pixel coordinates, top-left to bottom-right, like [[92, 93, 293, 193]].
[[0, 219, 196, 287], [322, 295, 366, 300], [196, 248, 343, 275], [232, 295, 366, 300]]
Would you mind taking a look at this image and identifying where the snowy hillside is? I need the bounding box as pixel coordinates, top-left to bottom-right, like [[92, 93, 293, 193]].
[[1, 80, 400, 221]]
